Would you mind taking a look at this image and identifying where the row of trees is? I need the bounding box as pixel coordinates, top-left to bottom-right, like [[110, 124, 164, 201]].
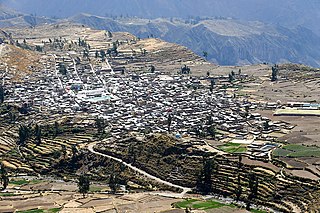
[[77, 165, 122, 197], [18, 122, 62, 146], [196, 155, 259, 210], [95, 42, 119, 60]]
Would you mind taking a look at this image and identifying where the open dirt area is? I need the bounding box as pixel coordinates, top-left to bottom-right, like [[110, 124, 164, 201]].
[[256, 110, 320, 146]]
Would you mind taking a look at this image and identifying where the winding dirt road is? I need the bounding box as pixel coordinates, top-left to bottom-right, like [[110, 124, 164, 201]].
[[87, 142, 192, 198]]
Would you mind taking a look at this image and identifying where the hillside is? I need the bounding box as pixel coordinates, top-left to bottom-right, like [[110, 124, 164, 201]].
[[0, 5, 56, 28], [3, 0, 320, 36], [70, 14, 320, 67]]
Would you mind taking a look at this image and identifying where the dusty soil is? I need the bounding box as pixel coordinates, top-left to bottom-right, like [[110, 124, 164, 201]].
[[255, 110, 320, 146]]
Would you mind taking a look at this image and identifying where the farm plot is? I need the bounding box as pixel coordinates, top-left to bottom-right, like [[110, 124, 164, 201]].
[[273, 144, 320, 158], [218, 143, 247, 153]]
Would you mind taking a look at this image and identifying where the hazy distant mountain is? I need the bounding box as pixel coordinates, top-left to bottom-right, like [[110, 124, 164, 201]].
[[2, 0, 320, 35], [0, 5, 56, 28], [70, 14, 320, 67], [0, 5, 21, 20], [1, 1, 320, 67]]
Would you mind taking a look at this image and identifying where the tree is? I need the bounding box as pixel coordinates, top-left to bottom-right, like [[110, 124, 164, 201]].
[[18, 125, 30, 146], [244, 105, 250, 117], [34, 124, 41, 145], [246, 172, 259, 210], [228, 73, 234, 82], [83, 49, 89, 58], [109, 163, 120, 194], [203, 51, 208, 60], [72, 144, 78, 160], [95, 117, 105, 134], [35, 45, 43, 52], [263, 121, 270, 130], [58, 62, 67, 75], [95, 50, 99, 58], [107, 31, 113, 38], [54, 121, 60, 137], [78, 174, 90, 198], [196, 156, 213, 194], [167, 113, 173, 133], [100, 50, 106, 60], [109, 173, 120, 194], [235, 173, 242, 201], [207, 125, 216, 139], [150, 65, 156, 73], [0, 163, 9, 190], [271, 65, 278, 81], [181, 65, 191, 74], [210, 79, 215, 93], [0, 86, 4, 103]]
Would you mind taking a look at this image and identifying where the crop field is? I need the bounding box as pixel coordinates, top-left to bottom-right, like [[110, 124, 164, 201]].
[[218, 143, 247, 153], [16, 208, 61, 213], [273, 144, 320, 157]]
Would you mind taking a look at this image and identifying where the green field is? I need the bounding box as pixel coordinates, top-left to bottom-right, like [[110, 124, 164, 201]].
[[273, 144, 320, 158], [0, 192, 18, 197], [173, 199, 232, 210], [250, 210, 268, 213], [10, 179, 43, 186], [17, 208, 61, 213], [218, 143, 247, 153]]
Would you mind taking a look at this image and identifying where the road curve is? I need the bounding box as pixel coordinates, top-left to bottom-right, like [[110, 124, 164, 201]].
[[88, 142, 192, 197]]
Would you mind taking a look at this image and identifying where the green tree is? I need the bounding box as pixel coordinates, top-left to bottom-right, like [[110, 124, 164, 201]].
[[107, 31, 113, 38], [263, 121, 270, 130], [203, 51, 208, 60], [246, 172, 259, 210], [95, 117, 105, 134], [109, 163, 120, 194], [35, 45, 43, 52], [18, 125, 30, 146], [34, 124, 41, 145], [0, 163, 9, 190], [78, 174, 90, 198], [54, 121, 60, 137], [207, 125, 216, 139], [58, 62, 67, 75], [167, 113, 173, 133], [271, 65, 278, 81], [235, 173, 242, 201], [100, 50, 106, 59], [83, 49, 89, 58], [109, 173, 120, 194], [228, 73, 234, 82], [181, 65, 191, 74], [150, 65, 156, 73], [0, 86, 4, 103], [196, 156, 214, 194]]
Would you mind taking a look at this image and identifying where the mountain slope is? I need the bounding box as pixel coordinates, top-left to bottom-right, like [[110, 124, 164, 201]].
[[3, 0, 320, 35], [70, 14, 320, 67]]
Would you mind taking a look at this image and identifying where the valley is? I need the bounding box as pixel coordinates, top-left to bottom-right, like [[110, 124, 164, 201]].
[[0, 11, 320, 213]]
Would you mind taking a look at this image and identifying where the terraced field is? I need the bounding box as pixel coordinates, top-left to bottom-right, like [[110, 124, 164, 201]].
[[1, 132, 95, 173]]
